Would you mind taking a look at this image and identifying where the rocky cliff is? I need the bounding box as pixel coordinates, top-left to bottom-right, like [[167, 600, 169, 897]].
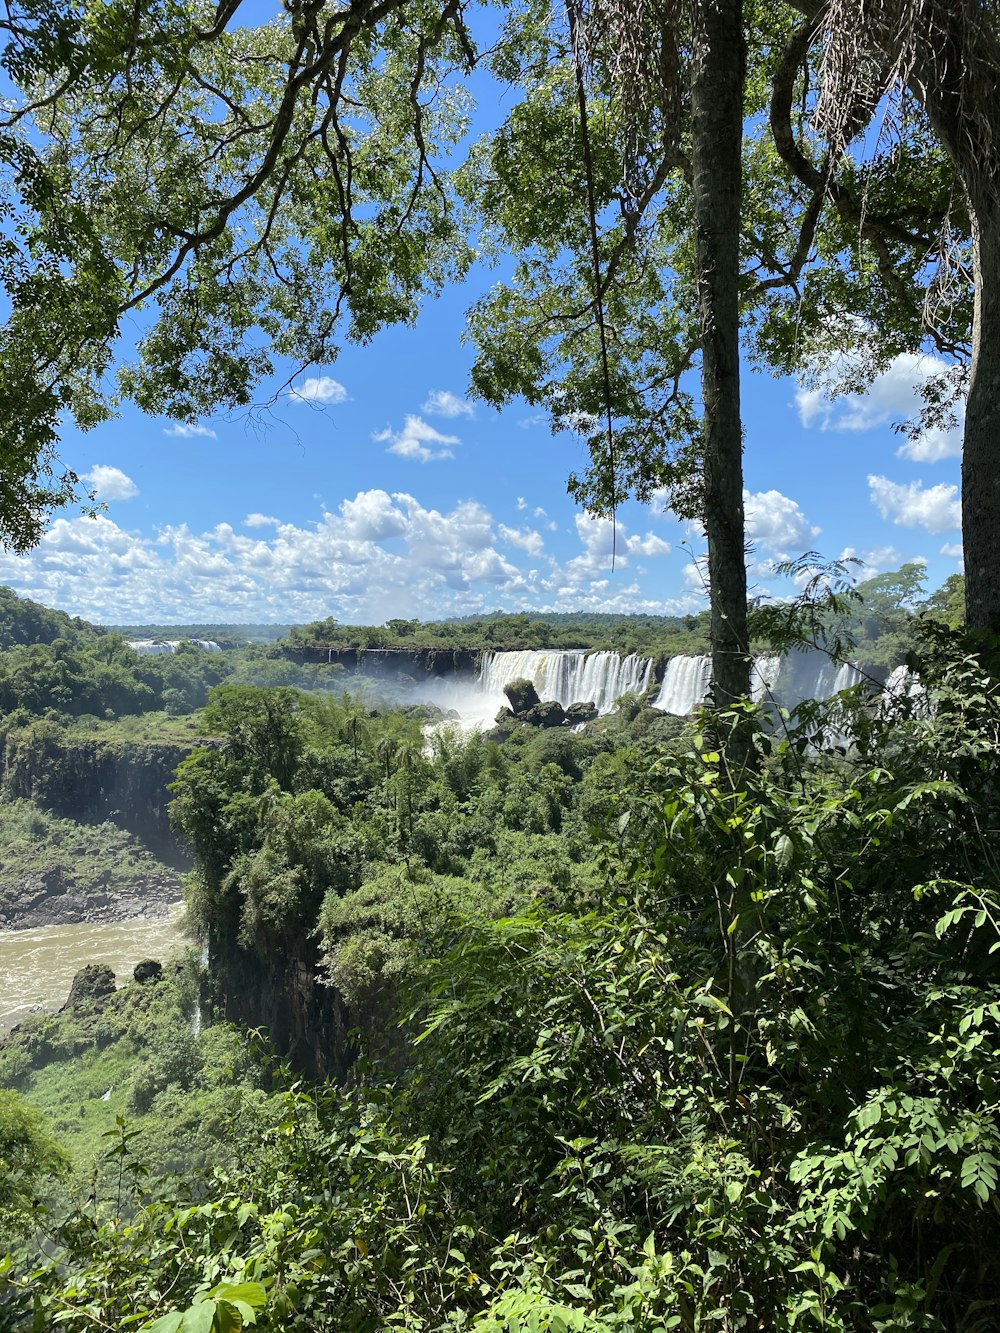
[[1, 734, 195, 857]]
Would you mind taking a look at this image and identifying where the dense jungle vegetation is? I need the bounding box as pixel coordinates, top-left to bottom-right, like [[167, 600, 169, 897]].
[[3, 570, 1000, 1330]]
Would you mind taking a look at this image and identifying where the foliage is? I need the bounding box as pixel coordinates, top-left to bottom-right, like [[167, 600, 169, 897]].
[[8, 628, 1000, 1329], [0, 1090, 68, 1244]]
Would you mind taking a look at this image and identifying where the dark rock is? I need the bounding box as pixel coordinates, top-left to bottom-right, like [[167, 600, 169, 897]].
[[494, 706, 515, 725], [565, 701, 598, 725], [65, 964, 117, 1010], [522, 700, 567, 728], [504, 677, 541, 714], [133, 959, 163, 985]]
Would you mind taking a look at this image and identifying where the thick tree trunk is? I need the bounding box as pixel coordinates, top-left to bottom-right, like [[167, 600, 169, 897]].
[[691, 0, 751, 731], [961, 199, 1000, 633]]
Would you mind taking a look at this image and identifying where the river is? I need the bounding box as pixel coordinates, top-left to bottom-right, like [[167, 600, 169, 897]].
[[0, 906, 189, 1031]]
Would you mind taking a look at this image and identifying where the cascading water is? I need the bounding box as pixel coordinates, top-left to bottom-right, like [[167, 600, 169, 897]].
[[750, 653, 782, 704], [478, 649, 653, 715], [653, 652, 871, 717], [128, 639, 221, 654], [654, 656, 713, 714]]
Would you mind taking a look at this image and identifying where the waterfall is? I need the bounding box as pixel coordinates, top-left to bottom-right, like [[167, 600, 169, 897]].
[[813, 659, 864, 699], [654, 653, 870, 716], [479, 649, 652, 714], [654, 655, 713, 714], [882, 664, 927, 715], [128, 638, 221, 655], [750, 653, 782, 704]]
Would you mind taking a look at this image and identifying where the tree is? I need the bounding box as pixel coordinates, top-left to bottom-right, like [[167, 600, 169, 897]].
[[0, 0, 993, 655], [773, 0, 997, 631], [690, 0, 750, 726], [0, 0, 475, 546], [0, 1090, 68, 1241]]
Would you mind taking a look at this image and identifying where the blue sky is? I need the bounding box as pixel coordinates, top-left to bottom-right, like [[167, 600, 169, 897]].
[[0, 12, 965, 627], [0, 304, 961, 627]]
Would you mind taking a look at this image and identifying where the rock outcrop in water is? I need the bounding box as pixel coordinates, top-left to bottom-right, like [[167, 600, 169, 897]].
[[64, 963, 116, 1010]]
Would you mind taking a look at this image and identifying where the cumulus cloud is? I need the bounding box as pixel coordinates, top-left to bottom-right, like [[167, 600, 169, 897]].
[[83, 465, 138, 502], [499, 524, 546, 557], [374, 415, 459, 463], [940, 542, 963, 562], [743, 488, 820, 555], [163, 422, 216, 439], [795, 350, 963, 461], [549, 512, 669, 594], [422, 389, 474, 419], [289, 376, 348, 405], [868, 475, 961, 534], [626, 532, 671, 558], [837, 545, 908, 578], [0, 485, 704, 624]]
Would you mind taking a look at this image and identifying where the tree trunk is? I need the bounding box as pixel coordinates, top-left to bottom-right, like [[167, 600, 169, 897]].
[[961, 197, 1000, 633], [691, 0, 751, 737]]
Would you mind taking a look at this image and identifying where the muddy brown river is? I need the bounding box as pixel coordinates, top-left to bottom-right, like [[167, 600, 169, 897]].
[[0, 907, 188, 1030]]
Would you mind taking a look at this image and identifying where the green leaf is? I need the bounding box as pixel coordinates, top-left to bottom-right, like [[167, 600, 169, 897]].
[[208, 1285, 267, 1312], [856, 1102, 882, 1130], [179, 1303, 217, 1333], [140, 1318, 184, 1333]]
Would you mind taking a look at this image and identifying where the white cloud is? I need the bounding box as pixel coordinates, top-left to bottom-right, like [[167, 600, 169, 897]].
[[374, 415, 459, 463], [422, 389, 474, 419], [516, 497, 527, 510], [795, 350, 963, 461], [0, 487, 705, 624], [743, 489, 820, 555], [940, 542, 963, 560], [83, 465, 138, 502], [289, 376, 348, 405], [499, 524, 546, 557], [868, 475, 961, 534], [838, 545, 907, 578], [625, 532, 671, 558], [339, 490, 408, 541], [647, 486, 672, 520], [682, 557, 710, 597], [163, 422, 216, 439]]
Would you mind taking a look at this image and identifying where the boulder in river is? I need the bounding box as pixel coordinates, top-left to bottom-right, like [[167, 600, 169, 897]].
[[133, 959, 163, 985], [522, 700, 567, 728], [565, 701, 598, 725], [64, 963, 116, 1011], [504, 677, 541, 714]]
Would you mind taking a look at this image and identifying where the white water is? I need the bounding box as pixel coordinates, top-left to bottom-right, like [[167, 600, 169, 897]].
[[750, 654, 783, 704], [479, 649, 653, 715], [128, 639, 221, 654], [654, 655, 714, 714], [654, 653, 869, 716], [0, 907, 187, 1031]]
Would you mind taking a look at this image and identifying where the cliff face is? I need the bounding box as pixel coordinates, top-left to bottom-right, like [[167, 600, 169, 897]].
[[209, 932, 364, 1083], [282, 646, 482, 677], [2, 734, 195, 857]]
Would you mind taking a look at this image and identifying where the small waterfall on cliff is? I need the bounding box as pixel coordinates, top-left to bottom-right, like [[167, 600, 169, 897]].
[[654, 656, 713, 714], [653, 653, 871, 717], [478, 649, 653, 714], [751, 653, 782, 704]]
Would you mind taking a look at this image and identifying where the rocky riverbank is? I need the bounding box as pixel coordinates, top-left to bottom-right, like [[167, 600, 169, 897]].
[[0, 865, 183, 929], [0, 801, 187, 929]]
